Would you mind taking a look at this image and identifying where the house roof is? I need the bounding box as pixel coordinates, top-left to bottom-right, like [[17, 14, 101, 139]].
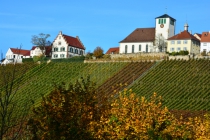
[[106, 47, 119, 54], [167, 30, 200, 41], [63, 34, 85, 50], [10, 48, 30, 56], [194, 33, 202, 40], [201, 32, 210, 42], [155, 14, 176, 21], [31, 46, 52, 56], [194, 33, 202, 38], [120, 28, 155, 43]]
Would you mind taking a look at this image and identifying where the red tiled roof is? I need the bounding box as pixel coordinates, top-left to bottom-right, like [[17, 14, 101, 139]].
[[31, 46, 52, 56], [31, 46, 36, 50], [63, 34, 85, 50], [10, 48, 30, 56], [168, 30, 200, 41], [120, 28, 155, 43], [194, 33, 202, 38], [106, 47, 119, 54], [201, 32, 210, 42]]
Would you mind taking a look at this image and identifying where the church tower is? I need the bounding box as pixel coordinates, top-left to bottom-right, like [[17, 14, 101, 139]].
[[155, 14, 176, 40]]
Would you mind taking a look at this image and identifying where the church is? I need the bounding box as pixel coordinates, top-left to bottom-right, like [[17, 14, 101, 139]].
[[119, 14, 176, 54]]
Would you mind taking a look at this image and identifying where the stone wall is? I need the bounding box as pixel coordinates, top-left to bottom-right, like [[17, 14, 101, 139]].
[[169, 55, 190, 60], [110, 52, 168, 59]]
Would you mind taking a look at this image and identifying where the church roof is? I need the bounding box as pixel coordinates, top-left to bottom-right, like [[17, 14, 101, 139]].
[[168, 30, 200, 41], [120, 28, 155, 43], [155, 14, 176, 21]]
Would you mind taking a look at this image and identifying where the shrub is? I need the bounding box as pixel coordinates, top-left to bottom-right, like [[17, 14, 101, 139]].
[[22, 58, 33, 63], [27, 76, 105, 140]]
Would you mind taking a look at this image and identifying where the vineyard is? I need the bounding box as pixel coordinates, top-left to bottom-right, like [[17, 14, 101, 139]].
[[1, 59, 210, 115], [128, 59, 210, 114]]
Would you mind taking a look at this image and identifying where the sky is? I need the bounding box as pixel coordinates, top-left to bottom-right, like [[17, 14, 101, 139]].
[[0, 0, 210, 58]]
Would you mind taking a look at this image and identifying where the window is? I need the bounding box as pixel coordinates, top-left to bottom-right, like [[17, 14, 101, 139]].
[[21, 56, 23, 58], [125, 45, 127, 54], [59, 36, 61, 39], [146, 44, 148, 52], [58, 42, 61, 45], [177, 47, 181, 52], [60, 54, 65, 58], [80, 50, 83, 55], [69, 47, 73, 53], [171, 41, 175, 44], [54, 47, 58, 52], [75, 49, 78, 54], [203, 43, 207, 46], [13, 55, 15, 58], [183, 47, 187, 51], [60, 47, 65, 51], [54, 54, 58, 58], [170, 19, 174, 25], [177, 40, 181, 44], [158, 18, 166, 24], [170, 48, 174, 52], [139, 45, 141, 51], [132, 45, 134, 53], [183, 40, 188, 44]]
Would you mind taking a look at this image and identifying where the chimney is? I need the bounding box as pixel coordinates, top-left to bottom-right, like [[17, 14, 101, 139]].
[[184, 23, 189, 31], [180, 30, 182, 34], [190, 30, 192, 34]]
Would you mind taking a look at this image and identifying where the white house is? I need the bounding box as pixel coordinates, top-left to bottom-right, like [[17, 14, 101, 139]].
[[119, 14, 176, 54], [4, 48, 30, 64], [200, 31, 210, 53], [52, 31, 85, 59], [30, 46, 52, 57]]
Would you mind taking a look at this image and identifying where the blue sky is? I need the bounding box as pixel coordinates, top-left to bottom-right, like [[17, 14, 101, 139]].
[[0, 0, 210, 58]]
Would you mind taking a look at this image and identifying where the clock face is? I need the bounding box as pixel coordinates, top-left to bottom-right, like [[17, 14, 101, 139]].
[[160, 24, 164, 28]]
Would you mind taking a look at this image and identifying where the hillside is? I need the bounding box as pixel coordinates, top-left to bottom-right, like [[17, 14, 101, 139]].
[[1, 59, 210, 117], [129, 59, 210, 113]]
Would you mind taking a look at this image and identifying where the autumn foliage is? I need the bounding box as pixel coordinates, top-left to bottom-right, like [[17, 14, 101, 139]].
[[93, 46, 104, 58], [27, 77, 210, 139]]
